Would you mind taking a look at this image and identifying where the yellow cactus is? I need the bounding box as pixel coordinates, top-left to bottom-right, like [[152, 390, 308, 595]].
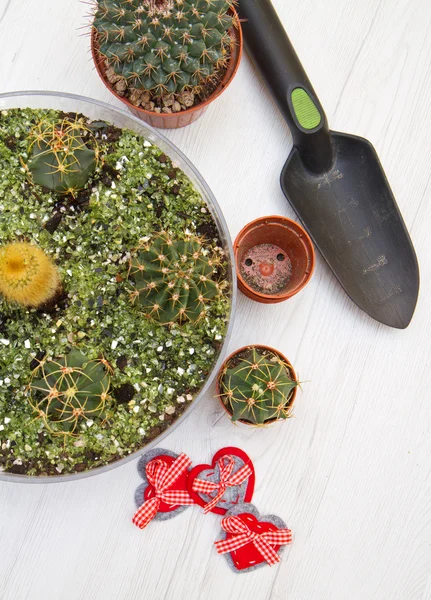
[[0, 242, 59, 307]]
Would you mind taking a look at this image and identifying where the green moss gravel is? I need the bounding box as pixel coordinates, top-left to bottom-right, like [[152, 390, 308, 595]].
[[0, 108, 230, 476]]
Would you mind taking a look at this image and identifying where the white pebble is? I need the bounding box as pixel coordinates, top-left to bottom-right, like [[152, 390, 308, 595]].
[[86, 420, 94, 427], [189, 348, 195, 355], [177, 367, 184, 375], [4, 417, 11, 424], [111, 340, 118, 350], [165, 406, 175, 415], [133, 406, 140, 413], [24, 339, 31, 349], [177, 396, 185, 403], [157, 345, 164, 352], [0, 339, 10, 346]]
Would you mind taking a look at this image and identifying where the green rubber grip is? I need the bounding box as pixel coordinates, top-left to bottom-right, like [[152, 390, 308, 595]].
[[291, 88, 322, 130]]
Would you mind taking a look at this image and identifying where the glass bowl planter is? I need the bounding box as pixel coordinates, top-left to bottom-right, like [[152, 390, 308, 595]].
[[0, 91, 236, 483]]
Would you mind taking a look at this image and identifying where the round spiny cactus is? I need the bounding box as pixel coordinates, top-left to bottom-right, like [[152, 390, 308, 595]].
[[0, 242, 60, 308], [219, 347, 298, 425], [25, 117, 100, 197], [129, 232, 224, 325], [92, 0, 237, 100], [29, 350, 111, 435]]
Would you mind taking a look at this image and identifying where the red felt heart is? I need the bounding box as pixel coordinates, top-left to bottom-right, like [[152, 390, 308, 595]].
[[188, 447, 255, 515], [226, 513, 282, 571], [144, 455, 190, 513]]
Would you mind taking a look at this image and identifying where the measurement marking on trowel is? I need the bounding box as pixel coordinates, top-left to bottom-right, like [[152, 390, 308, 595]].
[[348, 227, 372, 245], [317, 170, 344, 189], [372, 207, 392, 223], [362, 255, 388, 275], [377, 285, 403, 304]]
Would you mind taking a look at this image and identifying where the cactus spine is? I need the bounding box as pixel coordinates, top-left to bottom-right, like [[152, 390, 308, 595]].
[[93, 0, 236, 100], [219, 347, 298, 425], [129, 232, 223, 325], [29, 350, 111, 435], [0, 242, 60, 308], [26, 117, 99, 196]]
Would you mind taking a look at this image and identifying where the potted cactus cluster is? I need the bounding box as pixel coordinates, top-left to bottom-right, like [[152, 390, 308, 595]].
[[0, 105, 232, 477], [91, 0, 243, 128]]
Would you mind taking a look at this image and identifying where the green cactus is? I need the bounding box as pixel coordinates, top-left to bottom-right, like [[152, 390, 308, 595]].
[[219, 347, 298, 425], [25, 118, 99, 196], [28, 350, 111, 435], [129, 232, 224, 325], [93, 0, 236, 99]]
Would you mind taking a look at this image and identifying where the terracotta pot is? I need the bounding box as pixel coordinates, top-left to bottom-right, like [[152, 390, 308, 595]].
[[91, 12, 243, 130], [216, 344, 298, 426], [234, 215, 315, 304]]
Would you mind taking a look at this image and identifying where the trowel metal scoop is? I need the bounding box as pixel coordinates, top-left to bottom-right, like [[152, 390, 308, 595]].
[[239, 0, 419, 328]]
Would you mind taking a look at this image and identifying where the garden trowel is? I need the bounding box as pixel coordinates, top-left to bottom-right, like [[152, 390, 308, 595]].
[[239, 0, 419, 329]]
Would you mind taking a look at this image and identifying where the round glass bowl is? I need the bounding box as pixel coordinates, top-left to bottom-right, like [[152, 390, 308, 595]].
[[0, 91, 236, 483]]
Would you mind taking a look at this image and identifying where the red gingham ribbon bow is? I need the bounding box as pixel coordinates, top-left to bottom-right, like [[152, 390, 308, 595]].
[[215, 515, 292, 566], [192, 455, 253, 513], [132, 453, 194, 529]]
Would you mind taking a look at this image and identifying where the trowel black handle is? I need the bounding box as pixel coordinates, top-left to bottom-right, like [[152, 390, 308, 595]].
[[238, 0, 333, 173]]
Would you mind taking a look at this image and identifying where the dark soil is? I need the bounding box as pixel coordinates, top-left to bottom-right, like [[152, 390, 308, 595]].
[[197, 221, 219, 242], [44, 211, 63, 234], [36, 287, 69, 316], [113, 383, 136, 404]]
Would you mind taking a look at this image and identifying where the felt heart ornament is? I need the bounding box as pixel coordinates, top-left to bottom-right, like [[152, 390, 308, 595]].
[[133, 448, 194, 529], [188, 447, 255, 515], [215, 503, 292, 573]]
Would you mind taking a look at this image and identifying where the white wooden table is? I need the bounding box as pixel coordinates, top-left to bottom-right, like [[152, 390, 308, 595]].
[[1, 1, 430, 599]]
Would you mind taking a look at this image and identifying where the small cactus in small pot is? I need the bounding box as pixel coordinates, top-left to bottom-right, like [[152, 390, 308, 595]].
[[217, 345, 299, 426], [28, 350, 111, 436], [91, 0, 243, 128]]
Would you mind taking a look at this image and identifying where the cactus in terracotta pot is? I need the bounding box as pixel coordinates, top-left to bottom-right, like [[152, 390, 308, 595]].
[[219, 346, 298, 425], [92, 0, 237, 107]]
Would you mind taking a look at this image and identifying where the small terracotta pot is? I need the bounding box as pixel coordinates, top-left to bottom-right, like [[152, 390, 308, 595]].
[[234, 215, 315, 304], [91, 12, 243, 130], [216, 344, 298, 426]]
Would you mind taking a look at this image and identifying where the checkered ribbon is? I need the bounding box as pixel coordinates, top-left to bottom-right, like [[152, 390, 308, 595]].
[[192, 455, 253, 513], [215, 515, 292, 566], [132, 453, 194, 529]]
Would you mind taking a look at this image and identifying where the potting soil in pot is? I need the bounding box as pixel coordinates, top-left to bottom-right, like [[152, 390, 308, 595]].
[[0, 108, 230, 476]]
